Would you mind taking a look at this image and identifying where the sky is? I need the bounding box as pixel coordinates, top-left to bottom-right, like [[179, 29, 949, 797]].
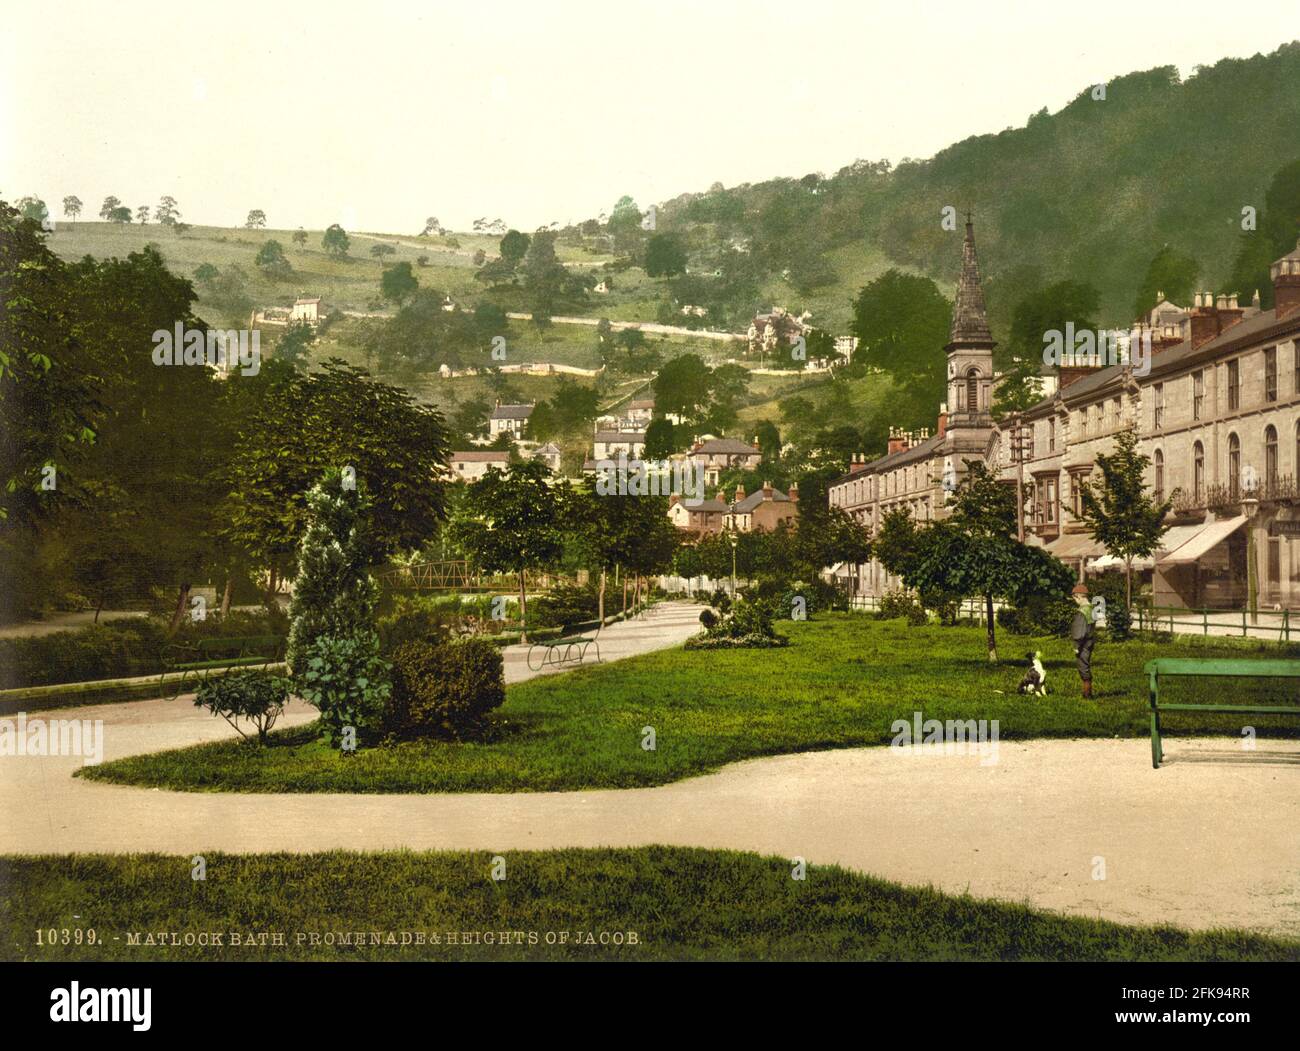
[[3, 0, 1298, 234]]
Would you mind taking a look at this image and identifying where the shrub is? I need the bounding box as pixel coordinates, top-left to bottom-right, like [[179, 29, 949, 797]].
[[878, 590, 925, 626], [377, 595, 463, 655], [296, 632, 391, 748], [698, 608, 718, 630], [775, 578, 845, 619], [193, 672, 290, 744], [690, 596, 786, 649], [1087, 572, 1134, 640], [529, 582, 600, 628], [386, 636, 505, 741], [728, 596, 778, 638], [996, 594, 1076, 637], [684, 633, 789, 650]]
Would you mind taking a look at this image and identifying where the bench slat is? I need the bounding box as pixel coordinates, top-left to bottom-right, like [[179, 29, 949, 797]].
[[1144, 658, 1300, 677]]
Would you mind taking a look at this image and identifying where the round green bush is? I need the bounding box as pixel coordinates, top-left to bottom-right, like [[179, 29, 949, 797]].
[[386, 636, 505, 741]]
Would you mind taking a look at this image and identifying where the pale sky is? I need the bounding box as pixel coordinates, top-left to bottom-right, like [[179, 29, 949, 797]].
[[3, 0, 1297, 234]]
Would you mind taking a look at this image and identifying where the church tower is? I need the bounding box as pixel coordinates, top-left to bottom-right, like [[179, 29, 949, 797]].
[[944, 216, 997, 429]]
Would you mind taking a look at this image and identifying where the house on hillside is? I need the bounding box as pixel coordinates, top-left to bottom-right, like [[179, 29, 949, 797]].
[[686, 436, 763, 487], [447, 450, 510, 482], [667, 492, 730, 535], [723, 482, 798, 533], [489, 402, 534, 440], [532, 442, 562, 472], [291, 297, 323, 326], [592, 430, 646, 460]]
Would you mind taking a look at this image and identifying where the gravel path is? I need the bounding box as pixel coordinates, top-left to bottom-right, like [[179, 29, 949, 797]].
[[2, 601, 1296, 938]]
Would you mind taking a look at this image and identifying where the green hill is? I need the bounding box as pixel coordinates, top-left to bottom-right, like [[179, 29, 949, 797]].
[[642, 42, 1300, 333]]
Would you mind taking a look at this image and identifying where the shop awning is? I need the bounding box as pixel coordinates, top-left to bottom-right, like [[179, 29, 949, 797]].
[[1153, 523, 1209, 557], [1045, 532, 1106, 560], [1088, 553, 1154, 573], [1158, 515, 1247, 565]]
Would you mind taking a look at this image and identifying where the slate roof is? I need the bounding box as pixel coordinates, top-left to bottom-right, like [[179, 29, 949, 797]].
[[731, 486, 792, 513], [489, 403, 533, 420], [691, 437, 759, 455]]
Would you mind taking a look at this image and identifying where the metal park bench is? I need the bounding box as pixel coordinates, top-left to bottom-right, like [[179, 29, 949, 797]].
[[524, 621, 601, 673], [160, 635, 286, 700], [1144, 658, 1300, 768]]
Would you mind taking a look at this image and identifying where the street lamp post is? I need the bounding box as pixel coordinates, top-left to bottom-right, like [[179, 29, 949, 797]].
[[1242, 486, 1260, 623], [729, 530, 738, 598]]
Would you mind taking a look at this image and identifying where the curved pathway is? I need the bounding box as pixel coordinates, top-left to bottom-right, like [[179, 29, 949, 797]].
[[2, 603, 1297, 939]]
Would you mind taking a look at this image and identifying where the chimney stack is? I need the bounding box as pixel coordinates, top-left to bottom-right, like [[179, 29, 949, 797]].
[[1190, 290, 1246, 349], [762, 480, 773, 500], [887, 426, 908, 455], [734, 484, 746, 504], [788, 483, 798, 504], [937, 403, 948, 438], [1271, 245, 1300, 319]]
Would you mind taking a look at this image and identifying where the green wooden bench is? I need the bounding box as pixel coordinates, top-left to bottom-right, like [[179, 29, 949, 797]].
[[1144, 658, 1300, 768], [160, 635, 286, 700], [524, 621, 601, 672]]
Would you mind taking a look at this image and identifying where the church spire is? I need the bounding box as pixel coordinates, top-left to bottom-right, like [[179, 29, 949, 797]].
[[946, 216, 995, 351]]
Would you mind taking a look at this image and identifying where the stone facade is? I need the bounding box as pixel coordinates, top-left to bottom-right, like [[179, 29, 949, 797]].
[[828, 229, 1300, 611]]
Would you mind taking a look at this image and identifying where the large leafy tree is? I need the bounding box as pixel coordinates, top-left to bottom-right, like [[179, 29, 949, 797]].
[[448, 458, 564, 641], [380, 261, 419, 303], [653, 352, 713, 424], [321, 223, 351, 257], [644, 233, 687, 279], [1079, 426, 1173, 606], [0, 200, 98, 528], [254, 239, 293, 280], [850, 269, 951, 428], [225, 360, 452, 591], [64, 246, 227, 627]]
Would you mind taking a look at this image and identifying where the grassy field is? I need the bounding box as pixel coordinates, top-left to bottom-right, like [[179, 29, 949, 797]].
[[46, 222, 485, 324], [733, 367, 897, 431], [3, 847, 1293, 962], [80, 612, 1300, 795]]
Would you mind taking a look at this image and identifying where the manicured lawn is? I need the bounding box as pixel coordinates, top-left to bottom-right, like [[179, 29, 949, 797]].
[[2, 847, 1293, 962], [79, 613, 1300, 794]]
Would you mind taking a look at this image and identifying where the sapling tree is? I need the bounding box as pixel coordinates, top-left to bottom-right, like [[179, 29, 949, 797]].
[[1079, 426, 1174, 607], [448, 458, 564, 642]]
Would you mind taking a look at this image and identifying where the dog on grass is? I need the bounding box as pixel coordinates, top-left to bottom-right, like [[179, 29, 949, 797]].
[[1017, 650, 1048, 696]]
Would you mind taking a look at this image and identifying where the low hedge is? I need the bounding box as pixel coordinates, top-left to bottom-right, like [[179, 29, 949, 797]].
[[0, 609, 287, 689]]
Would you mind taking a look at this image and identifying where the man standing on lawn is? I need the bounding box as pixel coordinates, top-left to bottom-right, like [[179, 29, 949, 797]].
[[1069, 584, 1096, 698]]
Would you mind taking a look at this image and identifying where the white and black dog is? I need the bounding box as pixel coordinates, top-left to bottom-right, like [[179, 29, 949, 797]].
[[1017, 651, 1048, 696]]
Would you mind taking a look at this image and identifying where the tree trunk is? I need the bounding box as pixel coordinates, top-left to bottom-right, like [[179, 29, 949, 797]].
[[518, 570, 528, 644], [168, 582, 192, 635], [1125, 557, 1133, 608], [220, 577, 234, 618], [985, 592, 997, 662], [622, 569, 628, 618], [598, 568, 607, 625]]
